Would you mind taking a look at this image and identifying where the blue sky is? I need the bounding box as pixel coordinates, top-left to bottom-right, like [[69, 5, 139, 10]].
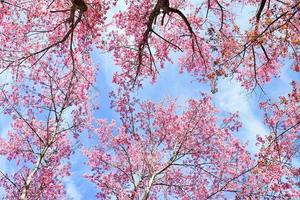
[[57, 46, 298, 199], [0, 1, 299, 199], [0, 34, 298, 200], [0, 51, 297, 199]]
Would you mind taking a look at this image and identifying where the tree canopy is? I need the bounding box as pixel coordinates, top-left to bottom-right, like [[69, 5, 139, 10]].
[[0, 0, 299, 199]]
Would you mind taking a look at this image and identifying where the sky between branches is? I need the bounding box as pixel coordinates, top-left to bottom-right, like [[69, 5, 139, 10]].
[[0, 0, 299, 199]]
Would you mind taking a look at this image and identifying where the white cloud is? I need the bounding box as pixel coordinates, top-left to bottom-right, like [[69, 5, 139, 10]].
[[0, 116, 11, 171], [65, 177, 82, 200], [215, 78, 269, 154], [0, 116, 11, 197], [92, 51, 117, 89]]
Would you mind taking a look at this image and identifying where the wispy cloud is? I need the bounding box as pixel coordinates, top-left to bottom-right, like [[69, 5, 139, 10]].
[[65, 177, 82, 200], [215, 78, 269, 153], [0, 116, 10, 197], [0, 115, 10, 171]]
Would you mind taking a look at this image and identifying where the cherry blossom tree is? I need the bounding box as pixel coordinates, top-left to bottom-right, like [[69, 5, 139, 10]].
[[85, 92, 299, 199], [0, 0, 115, 199], [0, 0, 299, 199], [251, 81, 300, 199], [110, 0, 300, 107], [84, 96, 251, 199]]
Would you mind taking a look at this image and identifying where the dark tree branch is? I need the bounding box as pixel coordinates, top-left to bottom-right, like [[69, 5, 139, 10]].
[[134, 0, 207, 85], [256, 0, 267, 22]]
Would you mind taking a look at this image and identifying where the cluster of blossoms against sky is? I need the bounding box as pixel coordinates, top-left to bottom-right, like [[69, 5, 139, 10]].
[[0, 0, 299, 199]]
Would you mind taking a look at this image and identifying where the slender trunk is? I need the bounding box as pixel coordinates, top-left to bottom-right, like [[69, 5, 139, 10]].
[[20, 147, 47, 200], [142, 174, 156, 200]]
